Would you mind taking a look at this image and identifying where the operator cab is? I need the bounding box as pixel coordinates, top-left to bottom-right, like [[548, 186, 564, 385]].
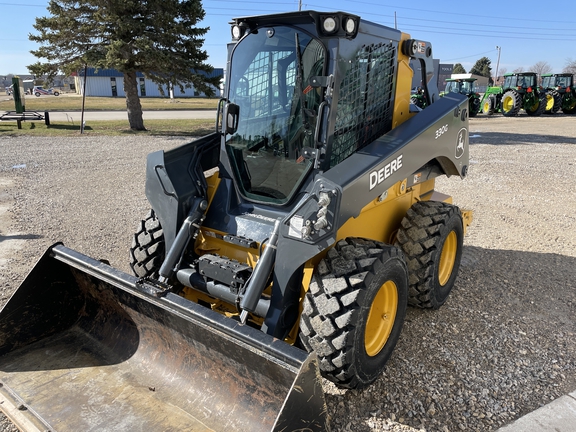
[[218, 11, 406, 208], [224, 25, 324, 205]]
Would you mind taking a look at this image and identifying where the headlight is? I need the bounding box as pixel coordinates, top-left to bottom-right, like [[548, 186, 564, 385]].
[[318, 13, 359, 38], [344, 18, 356, 35], [322, 17, 337, 33], [231, 25, 244, 40]]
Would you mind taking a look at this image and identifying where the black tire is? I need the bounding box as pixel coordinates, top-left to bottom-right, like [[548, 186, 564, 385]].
[[130, 209, 165, 278], [299, 238, 408, 389], [544, 90, 561, 114], [501, 90, 521, 116], [410, 96, 423, 109], [562, 95, 576, 114], [53, 91, 60, 97], [482, 95, 495, 115], [525, 93, 546, 117], [34, 92, 41, 97], [469, 96, 480, 117], [395, 201, 464, 309]]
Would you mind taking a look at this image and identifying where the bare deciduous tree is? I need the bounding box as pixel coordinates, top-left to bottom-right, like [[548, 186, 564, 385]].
[[563, 58, 576, 75], [529, 61, 553, 83], [493, 67, 507, 85]]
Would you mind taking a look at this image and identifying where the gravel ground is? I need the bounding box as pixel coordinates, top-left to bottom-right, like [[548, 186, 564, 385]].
[[0, 114, 575, 431]]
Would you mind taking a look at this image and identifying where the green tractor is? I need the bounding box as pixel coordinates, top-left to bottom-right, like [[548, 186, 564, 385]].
[[440, 78, 481, 117], [481, 72, 547, 117], [410, 86, 428, 109], [480, 85, 503, 115], [541, 73, 576, 114]]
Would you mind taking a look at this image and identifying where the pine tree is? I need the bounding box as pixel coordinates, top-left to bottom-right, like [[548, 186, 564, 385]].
[[29, 0, 220, 130], [453, 63, 466, 74], [470, 57, 492, 78]]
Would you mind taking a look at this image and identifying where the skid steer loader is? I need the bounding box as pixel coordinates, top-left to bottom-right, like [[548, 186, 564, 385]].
[[0, 11, 472, 432]]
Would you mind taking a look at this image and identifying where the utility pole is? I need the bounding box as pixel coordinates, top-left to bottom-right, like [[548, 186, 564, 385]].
[[81, 64, 88, 134], [494, 46, 501, 85], [298, 0, 302, 11]]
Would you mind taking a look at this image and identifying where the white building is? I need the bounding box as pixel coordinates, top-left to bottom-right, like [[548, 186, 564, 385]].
[[73, 67, 223, 98], [450, 73, 490, 92]]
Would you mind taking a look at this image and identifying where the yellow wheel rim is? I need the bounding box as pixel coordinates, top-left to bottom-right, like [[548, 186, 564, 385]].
[[364, 280, 397, 357], [438, 231, 457, 286], [502, 96, 514, 112], [546, 94, 554, 111], [483, 100, 490, 112]]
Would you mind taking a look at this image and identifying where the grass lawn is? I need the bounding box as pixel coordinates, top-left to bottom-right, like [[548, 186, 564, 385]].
[[0, 93, 219, 112], [0, 118, 216, 137]]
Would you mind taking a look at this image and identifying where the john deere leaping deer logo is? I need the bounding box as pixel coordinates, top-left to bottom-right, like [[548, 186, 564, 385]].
[[455, 128, 467, 159]]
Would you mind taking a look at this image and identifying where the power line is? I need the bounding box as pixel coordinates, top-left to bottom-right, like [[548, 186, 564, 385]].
[[206, 7, 296, 12], [208, 0, 295, 4], [203, 6, 576, 41], [394, 15, 576, 35], [0, 2, 46, 6], [310, 1, 575, 31], [400, 21, 576, 37], [306, 0, 576, 25], [442, 49, 498, 62], [398, 26, 576, 42]]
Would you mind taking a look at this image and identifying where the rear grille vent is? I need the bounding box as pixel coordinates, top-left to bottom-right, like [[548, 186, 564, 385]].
[[330, 42, 397, 167]]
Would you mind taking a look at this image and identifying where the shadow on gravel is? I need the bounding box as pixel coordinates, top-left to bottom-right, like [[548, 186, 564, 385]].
[[469, 132, 576, 146], [44, 124, 94, 131], [143, 127, 214, 137], [325, 245, 576, 432], [0, 234, 43, 242]]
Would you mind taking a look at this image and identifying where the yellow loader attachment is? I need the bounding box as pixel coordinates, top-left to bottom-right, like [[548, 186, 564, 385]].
[[0, 245, 328, 432]]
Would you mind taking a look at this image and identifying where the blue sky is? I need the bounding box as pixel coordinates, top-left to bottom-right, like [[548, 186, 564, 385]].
[[1, 0, 575, 77]]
